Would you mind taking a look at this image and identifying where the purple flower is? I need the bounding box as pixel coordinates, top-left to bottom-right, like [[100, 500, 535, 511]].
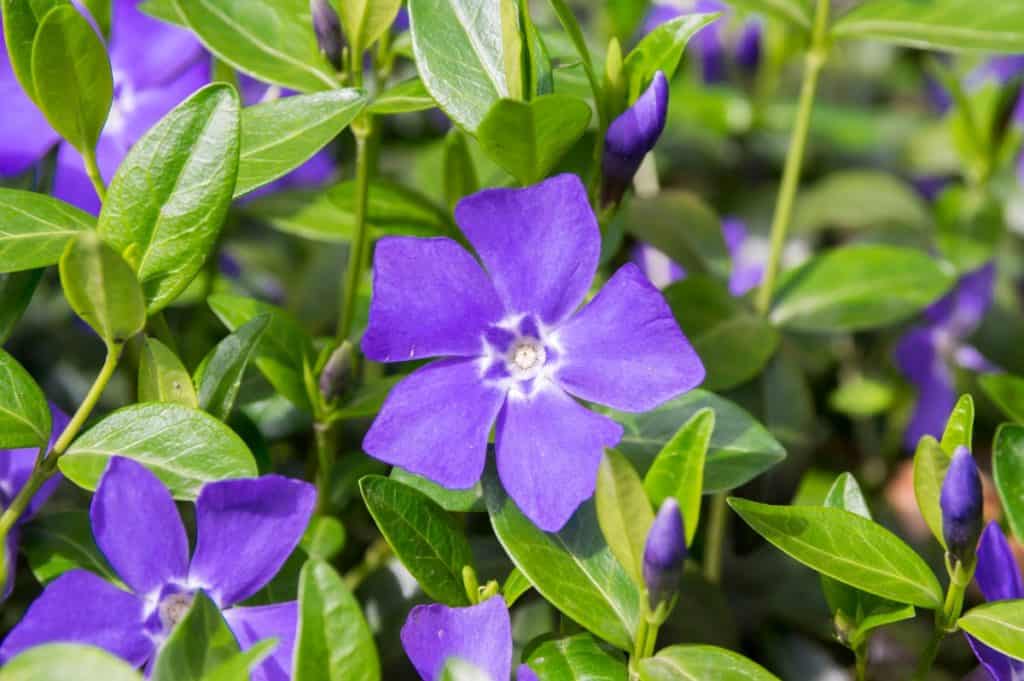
[[643, 498, 687, 609], [0, 403, 69, 600], [966, 523, 1024, 680], [362, 174, 704, 531], [401, 596, 537, 681], [602, 71, 669, 206], [632, 243, 686, 289], [0, 457, 316, 681], [895, 263, 996, 451], [0, 0, 208, 214], [940, 446, 984, 561]]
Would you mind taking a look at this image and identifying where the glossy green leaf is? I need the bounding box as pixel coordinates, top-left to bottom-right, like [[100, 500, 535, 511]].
[[367, 77, 436, 115], [408, 0, 509, 131], [60, 403, 258, 499], [0, 189, 94, 273], [0, 349, 50, 449], [0, 644, 143, 681], [98, 84, 241, 313], [209, 294, 315, 411], [770, 245, 955, 332], [200, 642, 277, 681], [234, 89, 366, 198], [0, 270, 43, 344], [172, 0, 338, 92], [832, 0, 1024, 52], [503, 567, 531, 605], [477, 95, 591, 185], [913, 435, 952, 550], [195, 314, 270, 421], [337, 0, 403, 59], [791, 170, 932, 234], [728, 498, 943, 609], [151, 591, 241, 681], [1, 0, 68, 103], [606, 390, 786, 494], [643, 408, 714, 546], [390, 467, 484, 512], [995, 424, 1024, 544], [958, 600, 1024, 662], [624, 192, 729, 278], [941, 394, 974, 454], [485, 472, 639, 651], [663, 276, 779, 390], [59, 232, 146, 346], [981, 373, 1024, 424], [596, 448, 654, 586], [293, 559, 380, 681], [30, 4, 112, 153], [79, 0, 110, 36], [623, 13, 718, 102], [21, 510, 118, 585], [525, 633, 628, 681], [638, 644, 781, 681], [360, 475, 474, 606], [139, 337, 198, 408], [301, 515, 346, 561]]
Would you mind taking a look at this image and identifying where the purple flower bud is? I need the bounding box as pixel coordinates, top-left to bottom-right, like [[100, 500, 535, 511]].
[[941, 446, 984, 561], [643, 498, 687, 608], [319, 341, 354, 402], [736, 21, 762, 75], [310, 0, 344, 70], [602, 71, 669, 206]]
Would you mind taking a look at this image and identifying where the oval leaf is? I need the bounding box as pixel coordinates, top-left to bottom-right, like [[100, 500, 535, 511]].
[[1, 0, 68, 103], [959, 600, 1024, 662], [0, 348, 50, 449], [338, 0, 403, 59], [995, 424, 1024, 545], [623, 13, 718, 102], [0, 643, 143, 681], [0, 189, 94, 273], [367, 77, 436, 115], [525, 634, 628, 681], [981, 373, 1024, 424], [596, 448, 654, 587], [195, 314, 270, 421], [139, 337, 198, 407], [638, 644, 781, 681]]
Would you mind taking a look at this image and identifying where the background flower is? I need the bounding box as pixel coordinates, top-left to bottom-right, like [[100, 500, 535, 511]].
[[966, 523, 1024, 680]]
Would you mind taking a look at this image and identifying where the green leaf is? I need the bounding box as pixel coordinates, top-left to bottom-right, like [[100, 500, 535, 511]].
[[293, 559, 380, 681], [791, 170, 932, 234], [638, 644, 781, 681], [484, 471, 639, 651], [770, 245, 955, 332], [828, 376, 894, 417], [503, 566, 531, 605], [389, 467, 484, 512], [913, 435, 952, 551], [663, 276, 779, 391], [1, 0, 68, 104], [30, 4, 112, 153], [151, 591, 241, 681], [301, 515, 347, 561], [201, 642, 277, 681], [643, 408, 714, 546], [172, 0, 338, 92], [0, 189, 94, 273], [596, 449, 654, 586], [79, 0, 110, 36], [832, 0, 1024, 52], [0, 643, 143, 681], [477, 94, 591, 185], [337, 0, 403, 59], [980, 373, 1024, 424], [359, 475, 474, 606], [59, 232, 146, 346], [525, 633, 628, 681], [208, 294, 315, 411], [443, 129, 479, 211], [624, 192, 729, 279], [623, 13, 718, 102], [940, 393, 974, 454], [0, 270, 43, 345], [958, 600, 1024, 662], [408, 0, 509, 131], [367, 77, 436, 115], [195, 314, 270, 421], [728, 498, 943, 609], [139, 337, 198, 408], [606, 390, 786, 494], [98, 84, 241, 313], [0, 349, 50, 449], [21, 510, 118, 585], [60, 403, 258, 499], [721, 0, 811, 30], [995, 424, 1024, 544], [234, 89, 367, 198], [546, 0, 599, 103]]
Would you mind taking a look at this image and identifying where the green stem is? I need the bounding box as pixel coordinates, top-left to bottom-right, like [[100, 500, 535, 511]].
[[703, 492, 729, 583], [0, 344, 123, 542], [313, 421, 333, 513], [854, 643, 868, 681], [83, 147, 107, 203], [753, 0, 830, 317], [337, 126, 373, 342], [913, 557, 973, 681], [343, 537, 392, 590]]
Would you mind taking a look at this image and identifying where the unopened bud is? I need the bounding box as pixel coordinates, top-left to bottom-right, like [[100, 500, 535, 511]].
[[642, 498, 687, 609], [310, 0, 344, 71], [601, 71, 668, 207], [318, 340, 353, 402], [940, 446, 984, 563]]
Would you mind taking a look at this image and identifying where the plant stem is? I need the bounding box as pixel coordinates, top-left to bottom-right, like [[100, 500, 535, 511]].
[[913, 558, 973, 680], [753, 0, 830, 317], [337, 126, 373, 342], [0, 343, 123, 542], [854, 642, 868, 681], [313, 421, 333, 512], [83, 147, 107, 203], [704, 491, 729, 583]]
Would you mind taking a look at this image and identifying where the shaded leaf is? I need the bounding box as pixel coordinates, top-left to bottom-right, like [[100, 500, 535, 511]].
[[0, 189, 94, 273]]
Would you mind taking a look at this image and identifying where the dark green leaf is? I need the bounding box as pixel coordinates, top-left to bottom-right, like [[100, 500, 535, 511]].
[[98, 84, 241, 313], [0, 189, 94, 273], [338, 0, 403, 59], [995, 424, 1024, 545], [623, 13, 718, 102], [139, 337, 198, 407], [367, 77, 436, 115], [0, 349, 49, 449], [0, 643, 143, 681], [60, 403, 258, 499], [981, 373, 1024, 424], [624, 192, 729, 278], [0, 270, 43, 344], [360, 475, 474, 606], [195, 314, 270, 421], [21, 511, 118, 585], [525, 633, 628, 681], [791, 171, 932, 234], [958, 600, 1024, 662], [151, 591, 241, 681], [596, 448, 654, 586], [639, 644, 781, 681]]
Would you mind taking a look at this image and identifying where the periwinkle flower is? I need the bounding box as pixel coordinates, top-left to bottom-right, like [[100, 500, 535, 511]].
[[362, 174, 704, 531], [0, 403, 69, 600], [401, 596, 537, 681], [602, 71, 669, 206], [940, 446, 984, 562], [895, 263, 996, 450], [966, 522, 1024, 680], [0, 457, 316, 681], [643, 498, 687, 609]]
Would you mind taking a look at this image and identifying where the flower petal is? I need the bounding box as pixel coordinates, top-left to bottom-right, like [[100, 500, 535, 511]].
[[966, 635, 1024, 681], [518, 664, 540, 681], [363, 358, 505, 488], [975, 522, 1024, 602], [496, 386, 622, 532], [554, 264, 704, 412], [894, 327, 955, 450], [53, 136, 126, 215], [91, 457, 190, 597], [400, 596, 511, 681], [0, 569, 151, 665], [602, 74, 668, 205], [224, 602, 298, 681], [0, 41, 59, 175], [455, 174, 600, 325], [362, 237, 504, 362], [190, 476, 316, 606], [109, 0, 206, 90], [924, 262, 995, 336]]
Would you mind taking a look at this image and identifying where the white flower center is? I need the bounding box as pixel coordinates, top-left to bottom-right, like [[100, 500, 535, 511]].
[[507, 337, 546, 379], [158, 592, 194, 631]]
